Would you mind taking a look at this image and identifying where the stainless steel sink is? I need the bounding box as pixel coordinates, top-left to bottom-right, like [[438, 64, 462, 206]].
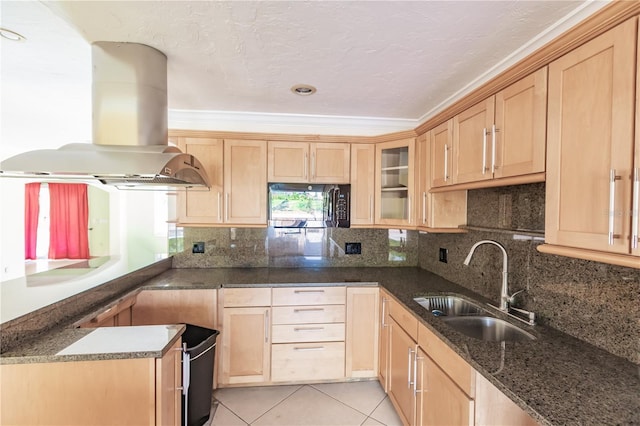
[[442, 316, 536, 341], [413, 295, 484, 316]]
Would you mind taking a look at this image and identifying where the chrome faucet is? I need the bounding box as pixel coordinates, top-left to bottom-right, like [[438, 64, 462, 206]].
[[463, 240, 510, 312]]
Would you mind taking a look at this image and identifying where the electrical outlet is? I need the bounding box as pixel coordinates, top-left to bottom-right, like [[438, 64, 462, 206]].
[[439, 247, 448, 263], [345, 242, 362, 255], [192, 242, 205, 254]]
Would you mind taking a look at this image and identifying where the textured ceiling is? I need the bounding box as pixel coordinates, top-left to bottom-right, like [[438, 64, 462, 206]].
[[0, 0, 603, 152]]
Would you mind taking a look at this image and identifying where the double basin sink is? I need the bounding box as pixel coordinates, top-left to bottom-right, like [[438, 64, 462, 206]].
[[413, 295, 535, 342]]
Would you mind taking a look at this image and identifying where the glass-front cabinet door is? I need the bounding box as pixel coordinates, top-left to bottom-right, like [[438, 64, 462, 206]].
[[375, 138, 415, 226]]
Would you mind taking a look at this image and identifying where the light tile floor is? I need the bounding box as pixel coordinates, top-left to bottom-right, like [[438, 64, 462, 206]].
[[207, 380, 402, 426]]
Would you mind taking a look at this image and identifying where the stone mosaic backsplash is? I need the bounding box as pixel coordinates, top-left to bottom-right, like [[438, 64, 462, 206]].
[[172, 227, 419, 268]]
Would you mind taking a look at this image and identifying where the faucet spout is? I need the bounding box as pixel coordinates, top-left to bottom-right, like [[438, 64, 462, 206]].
[[462, 240, 509, 312]]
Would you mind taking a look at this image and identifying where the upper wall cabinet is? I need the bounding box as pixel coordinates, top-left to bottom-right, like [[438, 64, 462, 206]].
[[350, 144, 376, 226], [541, 18, 639, 268], [267, 141, 350, 183], [430, 120, 454, 188], [444, 68, 547, 187], [375, 138, 415, 227], [173, 137, 267, 226]]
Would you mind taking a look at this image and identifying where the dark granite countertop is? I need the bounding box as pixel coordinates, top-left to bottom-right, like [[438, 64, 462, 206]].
[[2, 266, 638, 425], [140, 267, 640, 426]]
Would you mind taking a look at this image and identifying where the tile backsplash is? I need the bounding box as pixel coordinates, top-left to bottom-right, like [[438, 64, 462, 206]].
[[172, 227, 418, 268]]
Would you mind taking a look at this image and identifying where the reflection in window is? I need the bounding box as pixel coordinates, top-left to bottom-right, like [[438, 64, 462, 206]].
[[388, 229, 407, 262]]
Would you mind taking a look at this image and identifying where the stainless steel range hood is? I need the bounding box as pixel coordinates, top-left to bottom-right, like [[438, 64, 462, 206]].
[[0, 41, 209, 189]]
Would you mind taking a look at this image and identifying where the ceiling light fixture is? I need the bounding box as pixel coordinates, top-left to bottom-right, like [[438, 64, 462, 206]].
[[291, 84, 317, 96], [0, 28, 26, 42]]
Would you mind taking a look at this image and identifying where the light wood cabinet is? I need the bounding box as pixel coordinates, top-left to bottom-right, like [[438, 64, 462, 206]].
[[78, 294, 137, 328], [132, 289, 217, 329], [271, 286, 346, 382], [475, 373, 538, 426], [173, 137, 267, 226], [378, 289, 391, 392], [444, 68, 547, 187], [224, 139, 268, 225], [350, 143, 376, 225], [375, 138, 415, 227], [417, 131, 467, 232], [0, 339, 182, 426], [220, 288, 271, 385], [268, 141, 350, 183], [542, 18, 639, 266], [430, 120, 454, 188], [345, 287, 379, 378], [388, 317, 417, 426], [174, 137, 224, 224], [415, 347, 474, 426]]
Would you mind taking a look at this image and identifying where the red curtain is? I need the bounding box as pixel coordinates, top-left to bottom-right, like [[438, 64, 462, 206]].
[[24, 183, 41, 260], [48, 183, 90, 259]]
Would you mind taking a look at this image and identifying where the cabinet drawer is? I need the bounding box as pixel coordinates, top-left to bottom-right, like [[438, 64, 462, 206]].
[[272, 287, 346, 306], [271, 342, 345, 382], [272, 323, 345, 343], [272, 305, 345, 324], [223, 288, 271, 307], [388, 297, 418, 340], [418, 323, 475, 397]]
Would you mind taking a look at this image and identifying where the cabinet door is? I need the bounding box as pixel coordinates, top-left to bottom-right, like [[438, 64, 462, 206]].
[[633, 19, 640, 258], [220, 307, 271, 385], [430, 120, 454, 188], [224, 139, 268, 225], [378, 291, 391, 392], [546, 19, 636, 254], [311, 143, 350, 183], [156, 339, 182, 426], [494, 68, 547, 179], [375, 138, 415, 226], [268, 141, 308, 183], [416, 133, 431, 227], [388, 318, 416, 426], [416, 348, 474, 426], [132, 289, 217, 329], [475, 373, 538, 426], [453, 98, 495, 184], [346, 287, 379, 378], [350, 144, 376, 225], [175, 137, 224, 224]]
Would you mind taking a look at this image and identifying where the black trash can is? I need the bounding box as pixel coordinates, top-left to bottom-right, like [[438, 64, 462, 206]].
[[181, 324, 220, 426]]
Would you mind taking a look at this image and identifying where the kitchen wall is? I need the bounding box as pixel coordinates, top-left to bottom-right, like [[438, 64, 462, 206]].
[[172, 227, 418, 268], [418, 183, 640, 364]]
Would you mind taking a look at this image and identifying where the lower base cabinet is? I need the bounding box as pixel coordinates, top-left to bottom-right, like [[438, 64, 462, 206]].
[[271, 341, 345, 382], [388, 318, 418, 425], [0, 339, 182, 426]]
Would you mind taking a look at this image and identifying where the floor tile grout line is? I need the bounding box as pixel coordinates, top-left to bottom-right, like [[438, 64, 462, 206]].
[[309, 382, 388, 418], [247, 384, 308, 425], [214, 384, 303, 425], [213, 399, 250, 426], [367, 395, 394, 425]]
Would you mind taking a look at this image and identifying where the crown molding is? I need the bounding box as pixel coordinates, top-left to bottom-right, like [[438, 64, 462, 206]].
[[168, 109, 417, 137]]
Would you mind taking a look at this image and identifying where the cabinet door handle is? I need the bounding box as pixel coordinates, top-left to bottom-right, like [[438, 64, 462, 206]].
[[407, 195, 411, 223], [407, 347, 415, 389], [294, 289, 325, 294], [608, 169, 622, 245], [482, 127, 488, 174], [422, 191, 427, 224], [225, 193, 230, 222], [632, 167, 639, 250], [369, 194, 374, 222], [311, 152, 316, 180], [413, 348, 422, 396], [264, 310, 269, 343], [444, 144, 449, 182], [294, 346, 325, 351], [381, 298, 388, 328], [293, 307, 324, 313], [217, 192, 222, 222], [491, 124, 498, 173], [415, 354, 425, 396], [304, 152, 309, 180]]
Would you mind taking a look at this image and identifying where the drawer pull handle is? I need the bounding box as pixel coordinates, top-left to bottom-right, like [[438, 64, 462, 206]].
[[294, 289, 325, 294], [293, 308, 324, 313], [294, 327, 324, 332], [294, 346, 325, 351]]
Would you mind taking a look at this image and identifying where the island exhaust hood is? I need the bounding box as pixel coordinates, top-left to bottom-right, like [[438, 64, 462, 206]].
[[0, 41, 210, 189]]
